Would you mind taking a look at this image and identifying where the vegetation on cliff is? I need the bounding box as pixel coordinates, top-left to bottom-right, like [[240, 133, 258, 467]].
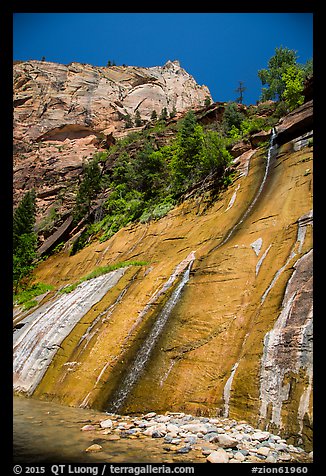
[[69, 70, 303, 258], [258, 46, 312, 111], [59, 260, 148, 294], [70, 110, 236, 254], [13, 189, 38, 291], [13, 46, 313, 287], [12, 47, 313, 449], [72, 158, 102, 225], [13, 282, 54, 310]]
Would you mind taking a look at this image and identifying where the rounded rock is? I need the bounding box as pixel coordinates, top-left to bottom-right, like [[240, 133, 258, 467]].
[[233, 451, 246, 462], [251, 431, 270, 441], [265, 455, 277, 463], [85, 444, 103, 453], [207, 449, 230, 463], [202, 448, 214, 456], [177, 446, 191, 454], [107, 435, 120, 441], [81, 424, 97, 431], [217, 434, 238, 448], [279, 453, 292, 461], [100, 419, 113, 429], [144, 412, 157, 418], [256, 447, 270, 456], [239, 449, 249, 456]]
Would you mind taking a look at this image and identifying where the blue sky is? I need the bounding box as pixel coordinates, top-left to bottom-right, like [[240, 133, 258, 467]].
[[13, 13, 313, 105]]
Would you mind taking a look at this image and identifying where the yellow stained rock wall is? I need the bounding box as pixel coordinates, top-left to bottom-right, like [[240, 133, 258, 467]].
[[32, 141, 313, 449]]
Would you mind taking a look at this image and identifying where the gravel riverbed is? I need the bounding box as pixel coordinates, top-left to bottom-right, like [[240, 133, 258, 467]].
[[82, 411, 313, 464]]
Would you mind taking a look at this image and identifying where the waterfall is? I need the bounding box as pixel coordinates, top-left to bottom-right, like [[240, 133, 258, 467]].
[[107, 259, 194, 413], [245, 127, 278, 216], [223, 362, 239, 417], [212, 128, 278, 252]]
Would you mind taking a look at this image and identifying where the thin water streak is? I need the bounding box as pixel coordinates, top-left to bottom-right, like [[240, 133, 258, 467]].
[[211, 128, 278, 253], [107, 258, 194, 413]]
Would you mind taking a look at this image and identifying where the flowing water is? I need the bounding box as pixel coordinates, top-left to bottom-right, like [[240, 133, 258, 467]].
[[13, 130, 285, 462], [211, 128, 278, 252], [107, 260, 194, 413], [13, 396, 204, 463], [13, 255, 197, 462]]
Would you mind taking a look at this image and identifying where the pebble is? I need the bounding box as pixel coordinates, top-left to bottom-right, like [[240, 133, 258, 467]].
[[81, 424, 97, 431], [234, 451, 246, 462], [100, 419, 113, 429], [279, 453, 292, 461], [106, 435, 120, 441], [156, 415, 170, 423], [85, 444, 103, 453], [252, 431, 270, 441], [79, 410, 312, 463], [171, 438, 181, 445], [217, 434, 238, 448], [184, 435, 197, 444], [256, 446, 270, 456], [201, 447, 214, 456], [266, 455, 277, 463], [239, 449, 249, 456], [177, 446, 191, 454], [207, 448, 229, 463], [166, 423, 179, 434], [144, 412, 157, 418], [180, 423, 208, 434], [216, 427, 225, 434]]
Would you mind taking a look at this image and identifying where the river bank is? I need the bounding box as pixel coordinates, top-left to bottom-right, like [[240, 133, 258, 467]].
[[14, 396, 312, 464]]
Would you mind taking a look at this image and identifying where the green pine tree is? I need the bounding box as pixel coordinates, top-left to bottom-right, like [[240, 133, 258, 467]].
[[124, 114, 133, 129], [134, 110, 143, 127], [170, 110, 204, 193], [73, 158, 102, 225], [13, 189, 38, 291], [169, 107, 177, 119], [151, 110, 158, 121], [159, 107, 168, 122]]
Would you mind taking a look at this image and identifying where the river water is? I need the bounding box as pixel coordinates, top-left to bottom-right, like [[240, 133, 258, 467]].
[[13, 396, 204, 464]]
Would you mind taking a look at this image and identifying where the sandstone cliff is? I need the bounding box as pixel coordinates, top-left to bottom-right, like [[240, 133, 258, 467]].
[[13, 59, 210, 232], [13, 60, 313, 451], [14, 59, 211, 141], [13, 107, 313, 451]]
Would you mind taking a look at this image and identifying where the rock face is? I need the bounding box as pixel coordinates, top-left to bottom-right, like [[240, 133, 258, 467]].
[[13, 269, 126, 394], [13, 59, 211, 242], [14, 59, 211, 142], [13, 64, 313, 451], [14, 114, 313, 450], [275, 100, 313, 145]]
